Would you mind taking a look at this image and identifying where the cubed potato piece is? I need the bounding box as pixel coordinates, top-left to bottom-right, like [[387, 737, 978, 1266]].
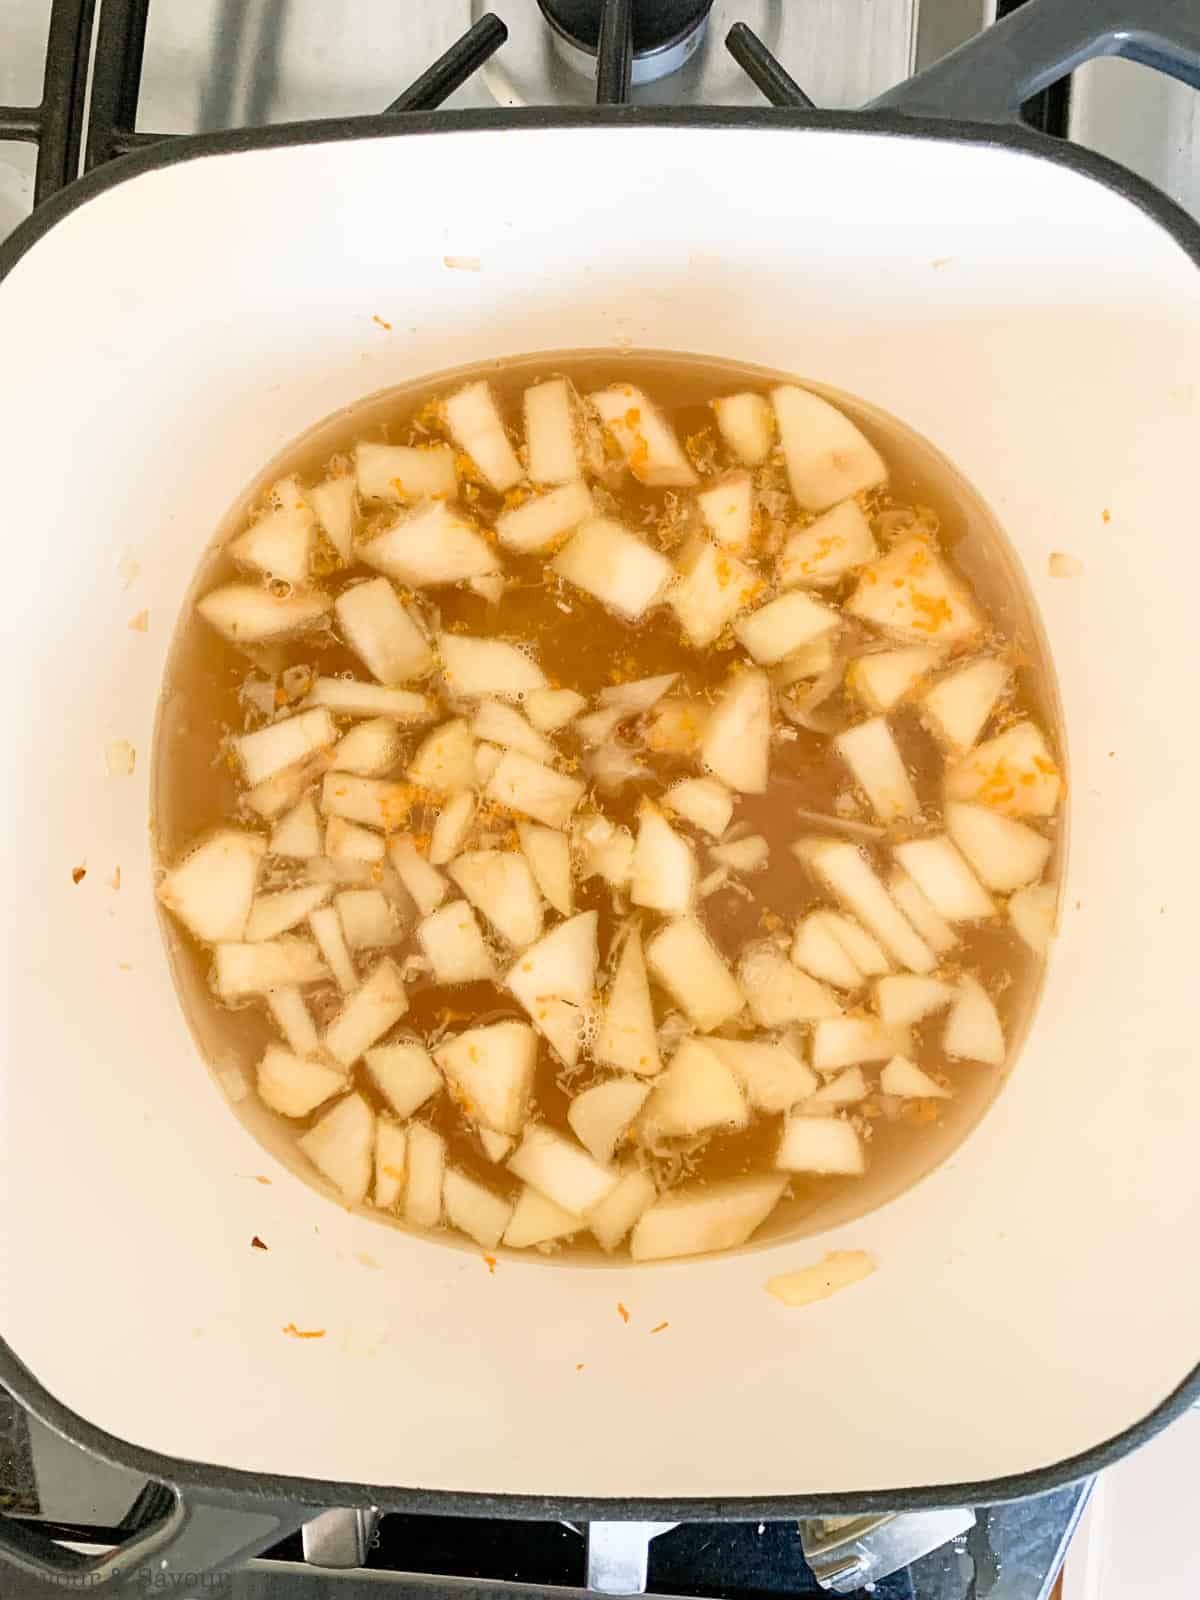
[[504, 1186, 583, 1248], [448, 851, 544, 948], [777, 1114, 865, 1175], [893, 836, 995, 921], [707, 1037, 818, 1113], [573, 813, 635, 889], [585, 746, 653, 797], [738, 944, 841, 1028], [880, 1054, 950, 1099], [874, 974, 956, 1025], [518, 823, 573, 917], [244, 883, 331, 942], [701, 669, 770, 794], [848, 536, 981, 646], [664, 777, 732, 839], [331, 718, 405, 779], [407, 719, 476, 793], [835, 717, 920, 822], [771, 385, 887, 512], [334, 578, 434, 685], [631, 1174, 787, 1262], [590, 1168, 657, 1252], [323, 958, 408, 1066], [304, 856, 399, 891], [646, 918, 745, 1033], [799, 839, 936, 973], [1009, 882, 1056, 956], [597, 672, 679, 717], [436, 1020, 537, 1135], [552, 517, 674, 621], [321, 773, 413, 832], [945, 721, 1062, 818], [417, 901, 495, 984], [506, 912, 598, 1068], [568, 1078, 651, 1165], [479, 1128, 514, 1163], [767, 1250, 876, 1306], [256, 1044, 345, 1119], [365, 1040, 443, 1119], [445, 380, 523, 492], [945, 802, 1052, 892], [574, 704, 626, 748], [811, 1017, 910, 1071], [632, 804, 696, 915], [429, 791, 477, 865], [388, 837, 448, 916], [778, 500, 877, 588], [474, 742, 503, 783], [524, 377, 581, 484], [244, 754, 331, 821], [669, 538, 759, 647], [439, 634, 547, 700], [471, 699, 555, 763], [771, 635, 837, 689], [697, 471, 754, 550], [325, 815, 387, 862], [269, 796, 322, 859], [640, 1038, 748, 1138], [486, 750, 585, 829], [443, 1167, 513, 1249], [496, 480, 594, 553], [265, 985, 320, 1056], [588, 384, 697, 487], [299, 1093, 374, 1204], [597, 927, 661, 1077], [921, 657, 1010, 752], [735, 591, 838, 666], [824, 914, 891, 977], [308, 678, 433, 721], [508, 1124, 619, 1215], [361, 501, 499, 588], [213, 938, 327, 999], [709, 835, 769, 873], [888, 868, 958, 955], [198, 583, 330, 644], [847, 645, 941, 713], [308, 473, 356, 562], [159, 829, 265, 943], [354, 441, 458, 502], [334, 888, 405, 951], [804, 1064, 869, 1108], [643, 696, 708, 755], [943, 975, 1005, 1064], [229, 504, 315, 587], [792, 913, 865, 990], [469, 573, 506, 606], [374, 1120, 408, 1210], [308, 904, 358, 994], [525, 686, 587, 733], [405, 1123, 445, 1228], [711, 392, 774, 465]]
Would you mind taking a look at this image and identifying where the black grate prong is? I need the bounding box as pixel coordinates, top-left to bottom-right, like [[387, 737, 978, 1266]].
[[85, 0, 151, 170], [595, 0, 634, 105], [725, 22, 816, 109], [385, 14, 509, 113]]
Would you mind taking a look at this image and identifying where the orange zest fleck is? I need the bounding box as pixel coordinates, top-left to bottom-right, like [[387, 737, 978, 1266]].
[[576, 1362, 586, 1372], [71, 865, 86, 884], [251, 1235, 268, 1250], [1102, 507, 1111, 523], [372, 314, 392, 330], [650, 1321, 669, 1334], [483, 1254, 497, 1275], [617, 1301, 631, 1324], [282, 1322, 325, 1339]]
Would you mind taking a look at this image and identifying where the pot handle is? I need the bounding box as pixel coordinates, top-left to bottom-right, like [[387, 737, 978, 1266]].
[[870, 0, 1200, 124]]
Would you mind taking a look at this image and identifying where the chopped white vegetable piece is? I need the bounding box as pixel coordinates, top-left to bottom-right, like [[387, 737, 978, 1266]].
[[325, 816, 387, 863], [641, 1038, 748, 1138], [244, 754, 331, 821], [429, 790, 477, 865], [506, 912, 598, 1068], [197, 583, 331, 644], [710, 834, 769, 873], [880, 1054, 950, 1099], [669, 538, 759, 647], [470, 699, 555, 763], [449, 851, 545, 948], [631, 1174, 787, 1262], [945, 721, 1062, 818], [524, 377, 582, 484], [444, 380, 523, 492], [707, 1037, 818, 1113], [921, 657, 1011, 752], [701, 668, 770, 794], [354, 440, 458, 502], [269, 796, 322, 859], [767, 1250, 876, 1306], [847, 645, 942, 713], [771, 385, 887, 512], [568, 1078, 650, 1164], [304, 856, 398, 891], [711, 392, 774, 465], [474, 742, 503, 784], [436, 1020, 537, 1135], [334, 578, 434, 685], [518, 823, 574, 917], [257, 1043, 345, 1119], [590, 1168, 657, 1251], [374, 1120, 408, 1210], [408, 718, 476, 792], [320, 773, 413, 832], [646, 918, 745, 1033], [771, 634, 837, 688], [496, 480, 594, 553], [792, 913, 866, 990], [330, 718, 405, 779], [893, 836, 995, 921], [735, 591, 838, 666], [244, 883, 331, 942], [159, 829, 265, 943], [824, 914, 891, 977], [417, 901, 496, 985], [405, 1123, 445, 1227], [664, 777, 732, 839], [486, 750, 584, 830], [643, 695, 708, 755], [229, 505, 315, 587], [387, 837, 447, 917], [214, 937, 327, 999], [799, 839, 936, 973], [738, 944, 841, 1028], [507, 1124, 619, 1215], [439, 633, 547, 700], [469, 573, 505, 605], [835, 717, 920, 823], [524, 686, 587, 733], [779, 500, 877, 588], [697, 471, 754, 550], [598, 673, 679, 715], [573, 813, 635, 888], [503, 1185, 582, 1248], [334, 888, 405, 951], [362, 501, 499, 588], [804, 1064, 869, 1108], [811, 1017, 910, 1071], [265, 984, 320, 1056], [299, 1093, 374, 1204], [874, 974, 956, 1026], [552, 517, 674, 620], [848, 536, 981, 646], [1009, 882, 1057, 956], [575, 705, 626, 747], [308, 678, 433, 721], [597, 927, 661, 1077], [777, 1115, 865, 1175], [632, 804, 697, 915], [365, 1040, 443, 1119], [308, 474, 356, 563], [443, 1167, 513, 1249], [943, 975, 1005, 1065], [309, 904, 358, 994], [234, 708, 337, 788], [323, 958, 408, 1066], [584, 740, 648, 793], [588, 384, 697, 487], [945, 802, 1051, 892], [888, 868, 958, 955], [479, 1128, 514, 1163]]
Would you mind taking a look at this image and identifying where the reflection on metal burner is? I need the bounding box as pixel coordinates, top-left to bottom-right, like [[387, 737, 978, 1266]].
[[537, 0, 714, 85]]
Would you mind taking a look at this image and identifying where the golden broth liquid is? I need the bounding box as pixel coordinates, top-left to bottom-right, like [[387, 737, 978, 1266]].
[[153, 350, 1063, 1260]]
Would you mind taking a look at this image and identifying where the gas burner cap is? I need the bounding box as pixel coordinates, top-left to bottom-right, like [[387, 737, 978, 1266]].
[[536, 0, 715, 85]]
